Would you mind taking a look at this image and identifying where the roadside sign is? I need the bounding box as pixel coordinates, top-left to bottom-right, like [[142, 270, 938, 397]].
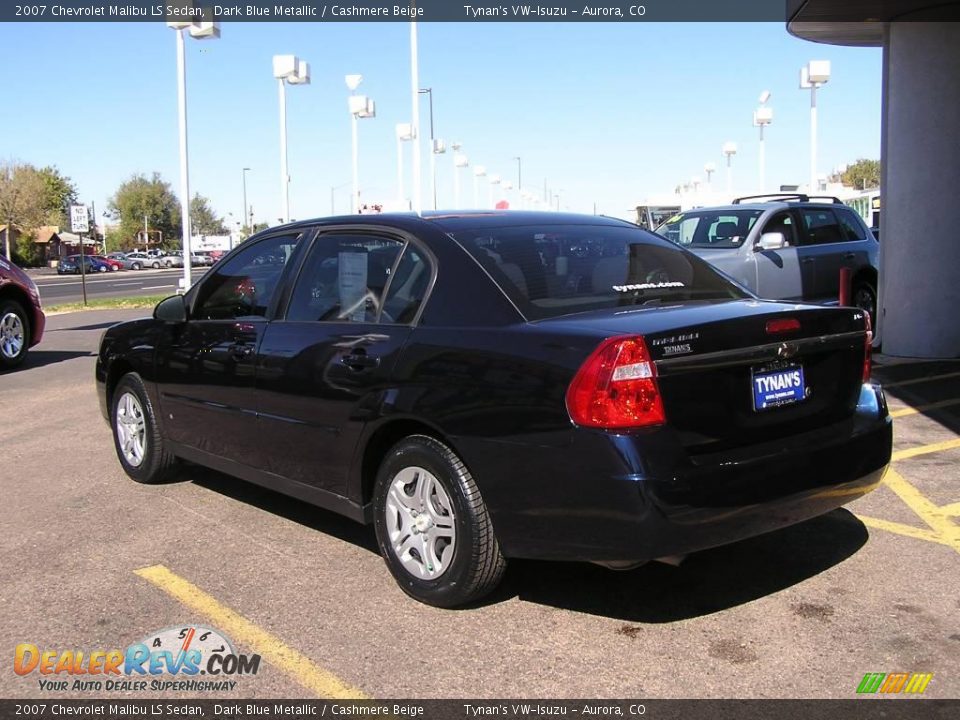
[[70, 205, 90, 234]]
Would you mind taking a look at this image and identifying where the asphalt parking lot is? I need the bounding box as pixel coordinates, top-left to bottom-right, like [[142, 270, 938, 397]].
[[1, 309, 958, 699]]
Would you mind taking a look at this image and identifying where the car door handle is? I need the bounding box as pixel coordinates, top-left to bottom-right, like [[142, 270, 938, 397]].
[[341, 350, 380, 371], [230, 343, 255, 361], [842, 252, 856, 260], [801, 257, 816, 264]]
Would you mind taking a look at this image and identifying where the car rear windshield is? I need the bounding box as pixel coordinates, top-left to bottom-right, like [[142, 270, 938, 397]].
[[656, 209, 763, 249], [450, 224, 748, 321]]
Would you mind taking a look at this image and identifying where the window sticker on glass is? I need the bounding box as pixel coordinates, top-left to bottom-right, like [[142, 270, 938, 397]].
[[338, 252, 368, 322]]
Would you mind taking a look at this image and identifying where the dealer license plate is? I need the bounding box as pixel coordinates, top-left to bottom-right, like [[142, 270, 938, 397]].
[[752, 365, 806, 411]]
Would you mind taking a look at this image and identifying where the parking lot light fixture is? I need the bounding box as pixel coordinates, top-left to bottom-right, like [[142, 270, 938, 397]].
[[167, 19, 219, 290], [396, 123, 414, 208], [488, 174, 501, 209], [452, 143, 465, 208], [801, 61, 830, 192], [754, 90, 774, 192], [704, 162, 716, 191], [723, 141, 737, 195], [473, 165, 486, 208], [273, 55, 310, 224], [346, 75, 376, 214]]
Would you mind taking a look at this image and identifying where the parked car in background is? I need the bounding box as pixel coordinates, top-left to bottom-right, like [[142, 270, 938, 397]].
[[146, 249, 166, 259], [124, 252, 163, 270], [193, 252, 215, 267], [91, 255, 123, 272], [162, 253, 184, 268], [96, 211, 890, 607], [0, 255, 44, 370], [655, 194, 879, 320], [58, 255, 112, 274]]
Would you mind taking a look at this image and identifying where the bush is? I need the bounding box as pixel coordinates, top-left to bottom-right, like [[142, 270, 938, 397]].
[[13, 232, 43, 267]]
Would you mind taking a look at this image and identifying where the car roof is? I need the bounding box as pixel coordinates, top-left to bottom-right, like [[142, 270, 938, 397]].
[[676, 201, 853, 214], [275, 210, 637, 234]]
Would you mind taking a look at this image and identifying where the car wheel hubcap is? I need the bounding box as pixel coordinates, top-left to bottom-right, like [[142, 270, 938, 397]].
[[385, 466, 456, 580], [115, 392, 147, 467], [854, 289, 875, 320], [0, 312, 24, 359]]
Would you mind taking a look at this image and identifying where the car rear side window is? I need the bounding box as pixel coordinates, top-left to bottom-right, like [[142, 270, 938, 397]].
[[451, 224, 748, 321], [285, 233, 409, 323], [192, 233, 301, 320], [837, 208, 867, 241], [800, 208, 849, 244]]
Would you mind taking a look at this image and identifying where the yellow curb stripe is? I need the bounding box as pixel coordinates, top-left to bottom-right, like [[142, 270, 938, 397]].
[[892, 438, 960, 461], [883, 370, 960, 388], [881, 469, 960, 553], [857, 514, 956, 548], [889, 398, 960, 418], [939, 501, 960, 517], [135, 564, 368, 699]]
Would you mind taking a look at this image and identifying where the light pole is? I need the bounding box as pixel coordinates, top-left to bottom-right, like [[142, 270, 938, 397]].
[[346, 74, 376, 214], [513, 156, 522, 195], [704, 162, 716, 193], [753, 90, 773, 192], [488, 174, 501, 209], [241, 167, 250, 240], [453, 150, 468, 208], [723, 141, 737, 195], [473, 165, 486, 207], [418, 88, 445, 210], [801, 61, 830, 192], [167, 19, 219, 290], [273, 55, 310, 224], [502, 180, 514, 210], [410, 21, 422, 215], [396, 123, 413, 208]]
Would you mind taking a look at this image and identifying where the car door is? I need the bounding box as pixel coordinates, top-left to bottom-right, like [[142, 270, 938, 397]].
[[753, 209, 810, 300], [154, 231, 305, 466], [796, 206, 858, 302], [253, 229, 433, 499]]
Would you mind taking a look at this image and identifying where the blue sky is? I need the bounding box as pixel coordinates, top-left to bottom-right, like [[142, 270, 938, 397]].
[[0, 21, 882, 226]]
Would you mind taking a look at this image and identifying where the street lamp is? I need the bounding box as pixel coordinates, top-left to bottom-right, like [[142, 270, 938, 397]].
[[722, 141, 737, 195], [240, 167, 251, 246], [502, 180, 513, 210], [753, 90, 773, 192], [513, 156, 522, 194], [473, 165, 486, 208], [346, 74, 376, 214], [453, 150, 468, 208], [396, 123, 414, 208], [409, 22, 422, 215], [800, 61, 830, 192], [167, 18, 219, 291], [488, 174, 501, 209], [273, 54, 310, 224], [704, 162, 716, 191], [418, 88, 445, 210]]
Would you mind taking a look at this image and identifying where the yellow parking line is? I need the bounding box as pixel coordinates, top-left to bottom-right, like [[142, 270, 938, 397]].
[[883, 370, 960, 388], [892, 438, 960, 461], [856, 514, 956, 549], [889, 398, 960, 418], [940, 502, 960, 517], [135, 564, 368, 699], [881, 469, 960, 553]]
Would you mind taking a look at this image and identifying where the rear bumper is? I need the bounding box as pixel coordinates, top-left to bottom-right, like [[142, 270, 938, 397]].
[[460, 384, 892, 563]]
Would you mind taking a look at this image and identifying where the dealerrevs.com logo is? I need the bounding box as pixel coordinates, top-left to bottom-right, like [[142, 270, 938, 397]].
[[14, 625, 261, 692]]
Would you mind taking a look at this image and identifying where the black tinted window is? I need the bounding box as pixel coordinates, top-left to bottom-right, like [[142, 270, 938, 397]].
[[837, 208, 867, 240], [452, 224, 747, 320], [286, 234, 405, 323], [800, 208, 849, 245], [192, 233, 300, 320], [383, 246, 431, 324]]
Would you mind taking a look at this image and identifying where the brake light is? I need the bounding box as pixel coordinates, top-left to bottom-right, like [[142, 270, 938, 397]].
[[863, 313, 873, 382], [766, 318, 801, 334], [566, 335, 666, 429]]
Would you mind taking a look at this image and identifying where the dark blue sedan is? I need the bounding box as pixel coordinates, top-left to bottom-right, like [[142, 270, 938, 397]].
[[58, 254, 111, 274], [95, 212, 891, 607]]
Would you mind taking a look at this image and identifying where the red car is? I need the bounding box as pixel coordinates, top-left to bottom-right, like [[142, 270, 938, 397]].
[[91, 255, 123, 271], [0, 255, 45, 370]]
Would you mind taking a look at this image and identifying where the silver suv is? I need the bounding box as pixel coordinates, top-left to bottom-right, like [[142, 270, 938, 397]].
[[656, 194, 879, 318]]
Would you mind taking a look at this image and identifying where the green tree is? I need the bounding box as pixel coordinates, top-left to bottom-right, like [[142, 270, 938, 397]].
[[107, 173, 181, 250], [190, 193, 227, 235], [840, 159, 881, 190], [1, 161, 77, 261], [36, 166, 79, 229]]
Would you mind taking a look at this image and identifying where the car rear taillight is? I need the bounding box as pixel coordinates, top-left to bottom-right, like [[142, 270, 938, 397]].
[[566, 335, 666, 430], [863, 313, 873, 382], [766, 318, 801, 334]]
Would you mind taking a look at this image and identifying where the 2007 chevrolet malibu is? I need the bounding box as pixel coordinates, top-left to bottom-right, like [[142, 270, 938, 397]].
[[96, 212, 892, 607]]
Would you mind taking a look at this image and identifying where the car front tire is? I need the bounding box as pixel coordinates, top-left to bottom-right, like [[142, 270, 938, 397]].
[[853, 281, 877, 323], [152, 261, 161, 269], [111, 372, 179, 484], [132, 262, 142, 271], [373, 435, 507, 608], [0, 300, 30, 370]]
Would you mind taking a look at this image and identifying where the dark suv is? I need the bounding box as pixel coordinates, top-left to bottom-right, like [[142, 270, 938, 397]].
[[0, 255, 45, 369], [656, 194, 879, 319]]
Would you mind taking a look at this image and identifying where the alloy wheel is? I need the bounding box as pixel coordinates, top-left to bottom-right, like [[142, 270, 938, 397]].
[[115, 391, 147, 467], [0, 311, 24, 360], [384, 466, 457, 580]]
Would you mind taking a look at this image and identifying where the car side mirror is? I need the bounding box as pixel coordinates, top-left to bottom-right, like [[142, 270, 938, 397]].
[[756, 232, 786, 251], [154, 294, 187, 323]]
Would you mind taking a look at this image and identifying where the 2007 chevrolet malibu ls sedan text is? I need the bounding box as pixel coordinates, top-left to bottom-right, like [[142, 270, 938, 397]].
[[96, 211, 891, 607]]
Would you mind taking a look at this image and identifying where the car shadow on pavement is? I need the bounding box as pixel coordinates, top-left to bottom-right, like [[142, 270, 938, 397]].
[[498, 509, 868, 622], [47, 321, 122, 332], [14, 350, 95, 371], [184, 464, 379, 553]]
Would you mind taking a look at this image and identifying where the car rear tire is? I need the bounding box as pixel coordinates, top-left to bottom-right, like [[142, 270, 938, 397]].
[[853, 281, 877, 323], [111, 372, 179, 484], [373, 435, 507, 608], [152, 261, 161, 269], [98, 265, 108, 273], [132, 262, 142, 271], [0, 300, 30, 370]]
